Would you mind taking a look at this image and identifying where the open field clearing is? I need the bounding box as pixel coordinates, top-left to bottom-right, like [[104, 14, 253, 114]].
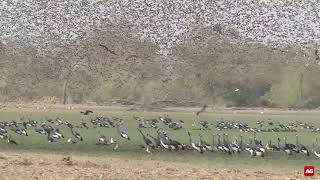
[[0, 108, 319, 179]]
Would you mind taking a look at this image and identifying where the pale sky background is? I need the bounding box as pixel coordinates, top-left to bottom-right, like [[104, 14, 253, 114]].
[[1, 0, 319, 55]]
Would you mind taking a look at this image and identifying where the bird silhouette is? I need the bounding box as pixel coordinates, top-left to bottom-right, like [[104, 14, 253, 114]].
[[196, 105, 207, 116], [315, 49, 319, 60], [80, 110, 93, 115], [99, 44, 117, 55]]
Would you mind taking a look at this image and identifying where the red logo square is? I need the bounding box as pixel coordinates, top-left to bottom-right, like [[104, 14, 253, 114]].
[[304, 166, 314, 176]]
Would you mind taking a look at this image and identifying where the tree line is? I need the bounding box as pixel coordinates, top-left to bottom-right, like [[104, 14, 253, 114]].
[[0, 26, 319, 108]]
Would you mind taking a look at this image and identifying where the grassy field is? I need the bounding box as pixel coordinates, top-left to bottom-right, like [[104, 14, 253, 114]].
[[0, 108, 320, 170]]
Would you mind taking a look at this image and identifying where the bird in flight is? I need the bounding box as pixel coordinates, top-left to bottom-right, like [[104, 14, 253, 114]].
[[98, 44, 117, 55], [80, 110, 93, 115], [315, 49, 319, 60], [196, 105, 207, 116]]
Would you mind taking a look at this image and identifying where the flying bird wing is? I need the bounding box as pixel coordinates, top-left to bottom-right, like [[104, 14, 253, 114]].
[[196, 105, 207, 116], [99, 44, 117, 55], [315, 49, 319, 60], [81, 110, 93, 115]]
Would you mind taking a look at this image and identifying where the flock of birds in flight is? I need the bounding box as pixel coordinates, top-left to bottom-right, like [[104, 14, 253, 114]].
[[1, 107, 320, 158]]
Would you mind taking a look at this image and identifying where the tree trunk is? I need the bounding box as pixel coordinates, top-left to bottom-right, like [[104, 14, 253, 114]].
[[62, 79, 69, 105]]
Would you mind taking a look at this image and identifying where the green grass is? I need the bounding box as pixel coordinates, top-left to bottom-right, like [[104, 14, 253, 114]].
[[0, 109, 320, 170]]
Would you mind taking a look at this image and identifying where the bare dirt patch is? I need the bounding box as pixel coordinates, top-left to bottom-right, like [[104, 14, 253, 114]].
[[0, 101, 320, 114], [2, 101, 320, 115], [0, 152, 304, 180]]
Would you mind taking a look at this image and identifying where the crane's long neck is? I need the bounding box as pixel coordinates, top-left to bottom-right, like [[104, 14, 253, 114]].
[[138, 129, 145, 138], [157, 132, 161, 140], [313, 142, 315, 151], [199, 135, 203, 143], [116, 124, 121, 133], [188, 133, 192, 144], [70, 128, 74, 135], [223, 134, 226, 144], [296, 136, 299, 144], [212, 135, 215, 146]]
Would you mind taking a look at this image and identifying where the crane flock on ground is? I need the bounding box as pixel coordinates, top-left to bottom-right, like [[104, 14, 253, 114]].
[[1, 109, 320, 159]]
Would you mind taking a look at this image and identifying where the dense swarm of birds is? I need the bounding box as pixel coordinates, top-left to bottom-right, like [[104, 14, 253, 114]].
[[1, 108, 320, 159], [0, 1, 319, 56]]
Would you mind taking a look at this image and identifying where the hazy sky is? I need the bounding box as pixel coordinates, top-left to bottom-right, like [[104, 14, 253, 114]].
[[1, 0, 319, 54]]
